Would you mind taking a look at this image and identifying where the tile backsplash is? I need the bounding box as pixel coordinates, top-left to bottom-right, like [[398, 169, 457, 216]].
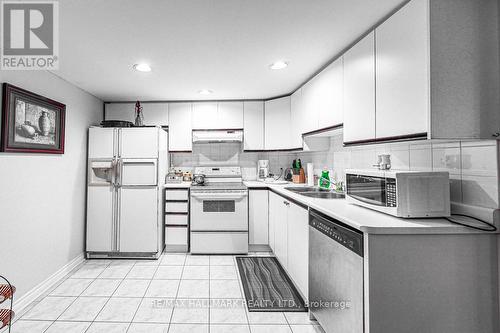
[[170, 143, 296, 181], [170, 136, 500, 209], [297, 135, 500, 209]]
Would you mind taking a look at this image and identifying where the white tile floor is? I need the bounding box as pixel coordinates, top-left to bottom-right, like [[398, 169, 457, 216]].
[[4, 253, 324, 333]]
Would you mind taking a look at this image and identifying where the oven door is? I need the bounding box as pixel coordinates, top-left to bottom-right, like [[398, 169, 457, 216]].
[[346, 174, 388, 207], [190, 190, 248, 231]]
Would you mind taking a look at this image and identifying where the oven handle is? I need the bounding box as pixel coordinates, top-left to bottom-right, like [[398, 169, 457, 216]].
[[190, 192, 248, 200]]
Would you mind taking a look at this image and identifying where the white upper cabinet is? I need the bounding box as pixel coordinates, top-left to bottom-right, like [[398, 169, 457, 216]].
[[264, 96, 291, 150], [192, 102, 243, 129], [343, 31, 376, 143], [105, 103, 135, 122], [375, 0, 428, 139], [317, 57, 343, 129], [300, 77, 320, 134], [192, 102, 218, 129], [243, 101, 265, 150], [290, 89, 304, 149], [168, 103, 192, 151], [218, 101, 244, 129], [142, 103, 169, 126]]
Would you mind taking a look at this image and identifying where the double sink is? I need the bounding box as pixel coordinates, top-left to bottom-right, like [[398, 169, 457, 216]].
[[284, 186, 345, 199]]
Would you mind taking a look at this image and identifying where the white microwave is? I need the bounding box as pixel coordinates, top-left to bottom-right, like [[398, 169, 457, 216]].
[[345, 169, 451, 218]]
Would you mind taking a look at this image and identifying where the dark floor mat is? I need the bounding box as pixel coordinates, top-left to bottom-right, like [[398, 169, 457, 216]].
[[236, 256, 307, 312]]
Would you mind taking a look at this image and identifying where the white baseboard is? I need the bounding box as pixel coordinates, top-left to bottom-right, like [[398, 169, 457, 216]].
[[12, 253, 85, 315]]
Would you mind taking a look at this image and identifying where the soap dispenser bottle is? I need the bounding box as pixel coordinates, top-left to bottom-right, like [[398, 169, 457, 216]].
[[319, 168, 330, 189]]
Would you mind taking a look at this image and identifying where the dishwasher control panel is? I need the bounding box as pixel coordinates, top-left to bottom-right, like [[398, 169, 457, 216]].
[[309, 210, 364, 257]]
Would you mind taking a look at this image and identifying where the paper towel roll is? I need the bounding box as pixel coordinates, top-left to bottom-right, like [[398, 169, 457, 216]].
[[307, 163, 314, 186]]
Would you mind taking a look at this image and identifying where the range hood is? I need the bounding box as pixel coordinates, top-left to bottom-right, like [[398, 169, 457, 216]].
[[192, 130, 243, 143]]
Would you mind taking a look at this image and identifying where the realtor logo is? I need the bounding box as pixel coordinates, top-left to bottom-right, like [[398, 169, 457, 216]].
[[1, 1, 59, 70]]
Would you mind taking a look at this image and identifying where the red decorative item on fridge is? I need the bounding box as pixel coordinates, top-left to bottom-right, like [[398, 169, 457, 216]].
[[134, 101, 144, 126]]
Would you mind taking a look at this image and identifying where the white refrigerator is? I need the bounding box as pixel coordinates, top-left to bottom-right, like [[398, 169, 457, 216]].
[[86, 126, 168, 259]]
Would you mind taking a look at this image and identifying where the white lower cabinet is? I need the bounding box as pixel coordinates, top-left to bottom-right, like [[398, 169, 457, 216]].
[[287, 202, 309, 300], [269, 191, 285, 252], [249, 190, 269, 246], [274, 198, 288, 268], [268, 191, 309, 299], [165, 227, 188, 246], [165, 188, 190, 251]]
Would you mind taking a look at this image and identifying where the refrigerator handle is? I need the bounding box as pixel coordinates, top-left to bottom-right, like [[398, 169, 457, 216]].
[[116, 159, 123, 188], [111, 157, 118, 187]]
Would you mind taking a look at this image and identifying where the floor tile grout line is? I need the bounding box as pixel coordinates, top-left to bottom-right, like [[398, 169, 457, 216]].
[[126, 261, 162, 333], [168, 254, 186, 330], [41, 270, 102, 332]]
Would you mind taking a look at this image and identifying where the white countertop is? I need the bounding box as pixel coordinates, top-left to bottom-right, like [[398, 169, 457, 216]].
[[243, 181, 496, 235], [163, 182, 192, 188]]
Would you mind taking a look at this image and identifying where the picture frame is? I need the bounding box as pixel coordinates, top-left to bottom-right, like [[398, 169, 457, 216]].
[[1, 83, 66, 154]]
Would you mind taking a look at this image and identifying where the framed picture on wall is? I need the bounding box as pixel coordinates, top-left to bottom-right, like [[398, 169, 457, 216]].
[[1, 83, 66, 154]]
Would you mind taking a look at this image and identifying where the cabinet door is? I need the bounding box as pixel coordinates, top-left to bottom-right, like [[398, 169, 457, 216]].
[[249, 190, 269, 245], [169, 103, 192, 151], [119, 128, 158, 158], [119, 187, 158, 252], [264, 96, 291, 150], [142, 103, 169, 126], [268, 191, 280, 252], [86, 186, 114, 252], [290, 89, 304, 149], [218, 101, 243, 128], [275, 199, 289, 270], [376, 0, 428, 139], [89, 127, 115, 159], [301, 78, 320, 134], [243, 101, 265, 150], [192, 102, 218, 129], [287, 202, 309, 299], [343, 31, 376, 143], [317, 57, 343, 128], [105, 103, 135, 122]]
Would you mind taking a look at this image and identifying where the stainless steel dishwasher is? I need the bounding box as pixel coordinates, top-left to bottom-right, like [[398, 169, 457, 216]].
[[309, 209, 364, 333]]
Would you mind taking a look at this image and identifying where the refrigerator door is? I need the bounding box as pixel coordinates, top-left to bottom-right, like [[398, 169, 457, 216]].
[[119, 187, 158, 253], [119, 159, 158, 186], [89, 127, 116, 159], [119, 128, 158, 158], [87, 186, 115, 252]]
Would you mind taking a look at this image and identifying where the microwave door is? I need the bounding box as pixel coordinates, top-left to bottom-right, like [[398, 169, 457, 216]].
[[347, 176, 387, 206], [119, 158, 158, 186]]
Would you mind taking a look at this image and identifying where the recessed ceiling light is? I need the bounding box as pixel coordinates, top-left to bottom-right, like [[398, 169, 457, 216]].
[[269, 60, 288, 70], [198, 89, 213, 95], [133, 63, 151, 72]]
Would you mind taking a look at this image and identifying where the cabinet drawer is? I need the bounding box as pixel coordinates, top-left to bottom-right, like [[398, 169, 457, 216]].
[[165, 202, 189, 213], [165, 227, 188, 245], [165, 214, 188, 226], [165, 190, 189, 201]]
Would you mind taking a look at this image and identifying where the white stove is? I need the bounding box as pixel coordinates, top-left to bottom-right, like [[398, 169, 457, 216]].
[[191, 166, 247, 191], [190, 166, 249, 254]]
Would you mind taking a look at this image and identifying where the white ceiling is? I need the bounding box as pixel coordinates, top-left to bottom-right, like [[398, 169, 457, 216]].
[[56, 0, 405, 102]]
